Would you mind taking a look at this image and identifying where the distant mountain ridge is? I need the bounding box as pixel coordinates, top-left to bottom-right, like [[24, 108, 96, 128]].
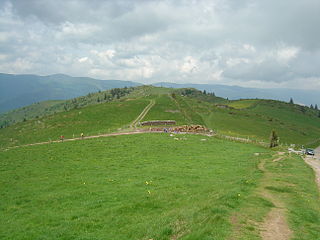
[[1, 73, 319, 114], [153, 82, 320, 107], [0, 73, 141, 113]]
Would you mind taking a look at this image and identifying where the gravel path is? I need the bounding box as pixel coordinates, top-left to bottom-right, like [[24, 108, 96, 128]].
[[304, 146, 320, 191]]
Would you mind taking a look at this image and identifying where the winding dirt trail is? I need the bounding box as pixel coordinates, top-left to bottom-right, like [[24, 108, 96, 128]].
[[4, 130, 151, 150], [259, 155, 292, 240], [260, 207, 292, 240], [304, 146, 320, 191]]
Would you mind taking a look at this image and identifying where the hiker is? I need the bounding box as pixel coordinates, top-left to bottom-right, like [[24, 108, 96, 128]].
[[81, 133, 84, 139], [60, 135, 64, 142]]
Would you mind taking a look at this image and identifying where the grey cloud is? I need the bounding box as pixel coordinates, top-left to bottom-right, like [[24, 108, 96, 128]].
[[0, 0, 320, 90]]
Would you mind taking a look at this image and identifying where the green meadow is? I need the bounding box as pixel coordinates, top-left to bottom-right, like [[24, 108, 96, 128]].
[[1, 133, 319, 239], [179, 97, 320, 147], [0, 133, 267, 239], [0, 99, 148, 148]]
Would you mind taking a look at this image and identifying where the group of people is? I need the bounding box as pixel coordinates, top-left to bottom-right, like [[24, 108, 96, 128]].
[[60, 133, 85, 142]]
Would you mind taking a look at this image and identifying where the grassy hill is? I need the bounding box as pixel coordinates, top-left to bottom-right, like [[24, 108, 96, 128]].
[[1, 86, 320, 239], [153, 82, 320, 107], [0, 98, 149, 148], [1, 86, 320, 149], [0, 73, 141, 113], [0, 86, 136, 128]]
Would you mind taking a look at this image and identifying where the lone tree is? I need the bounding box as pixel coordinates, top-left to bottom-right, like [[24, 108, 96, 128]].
[[289, 98, 294, 104], [315, 104, 318, 110], [269, 130, 279, 148]]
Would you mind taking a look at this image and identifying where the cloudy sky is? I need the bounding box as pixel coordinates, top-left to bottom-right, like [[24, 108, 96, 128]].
[[0, 0, 320, 89]]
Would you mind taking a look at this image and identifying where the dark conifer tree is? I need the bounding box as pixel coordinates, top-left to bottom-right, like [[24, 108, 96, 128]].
[[289, 98, 294, 104], [269, 130, 279, 148]]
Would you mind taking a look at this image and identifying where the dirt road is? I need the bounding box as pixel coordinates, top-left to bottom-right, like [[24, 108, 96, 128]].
[[304, 146, 320, 190], [130, 99, 155, 128], [4, 130, 151, 150]]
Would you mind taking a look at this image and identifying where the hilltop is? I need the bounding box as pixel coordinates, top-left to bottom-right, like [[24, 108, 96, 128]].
[[1, 85, 319, 149], [2, 72, 320, 115], [154, 82, 320, 107]]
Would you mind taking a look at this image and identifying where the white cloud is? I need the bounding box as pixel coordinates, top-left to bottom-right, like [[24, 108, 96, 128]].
[[97, 50, 116, 59], [180, 56, 198, 73], [276, 46, 300, 64], [78, 57, 89, 63], [56, 21, 101, 40]]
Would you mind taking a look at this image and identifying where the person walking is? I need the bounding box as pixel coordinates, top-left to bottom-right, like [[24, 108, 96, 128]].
[[60, 135, 64, 142], [81, 133, 84, 139]]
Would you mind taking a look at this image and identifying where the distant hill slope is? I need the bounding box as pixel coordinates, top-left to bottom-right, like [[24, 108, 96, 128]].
[[153, 82, 320, 107], [0, 86, 136, 127], [0, 73, 141, 113]]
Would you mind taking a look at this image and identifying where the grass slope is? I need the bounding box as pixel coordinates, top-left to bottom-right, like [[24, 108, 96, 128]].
[[0, 133, 268, 240], [0, 73, 140, 113], [1, 86, 319, 148], [0, 100, 64, 127], [0, 99, 148, 148], [230, 153, 320, 239], [179, 97, 320, 147], [142, 95, 189, 125], [0, 86, 136, 127], [1, 134, 319, 239]]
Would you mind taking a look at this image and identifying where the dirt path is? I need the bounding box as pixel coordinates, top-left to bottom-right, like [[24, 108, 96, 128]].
[[130, 99, 155, 128], [259, 155, 292, 240], [304, 146, 320, 191], [4, 130, 153, 150], [260, 208, 292, 240], [24, 100, 156, 147]]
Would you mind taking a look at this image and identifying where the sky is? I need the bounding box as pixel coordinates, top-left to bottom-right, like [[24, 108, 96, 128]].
[[0, 0, 320, 90]]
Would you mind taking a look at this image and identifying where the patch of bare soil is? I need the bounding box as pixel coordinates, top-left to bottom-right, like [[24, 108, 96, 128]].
[[260, 208, 292, 240], [165, 109, 180, 113], [170, 220, 189, 240], [273, 157, 285, 162]]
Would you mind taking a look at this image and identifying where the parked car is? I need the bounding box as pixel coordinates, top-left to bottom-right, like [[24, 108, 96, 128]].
[[306, 148, 315, 156]]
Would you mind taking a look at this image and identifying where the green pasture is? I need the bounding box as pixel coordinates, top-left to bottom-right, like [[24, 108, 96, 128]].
[[184, 98, 320, 147], [0, 99, 148, 148], [0, 133, 268, 240]]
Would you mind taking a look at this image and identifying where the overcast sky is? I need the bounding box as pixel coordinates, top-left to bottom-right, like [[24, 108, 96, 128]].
[[0, 0, 320, 89]]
